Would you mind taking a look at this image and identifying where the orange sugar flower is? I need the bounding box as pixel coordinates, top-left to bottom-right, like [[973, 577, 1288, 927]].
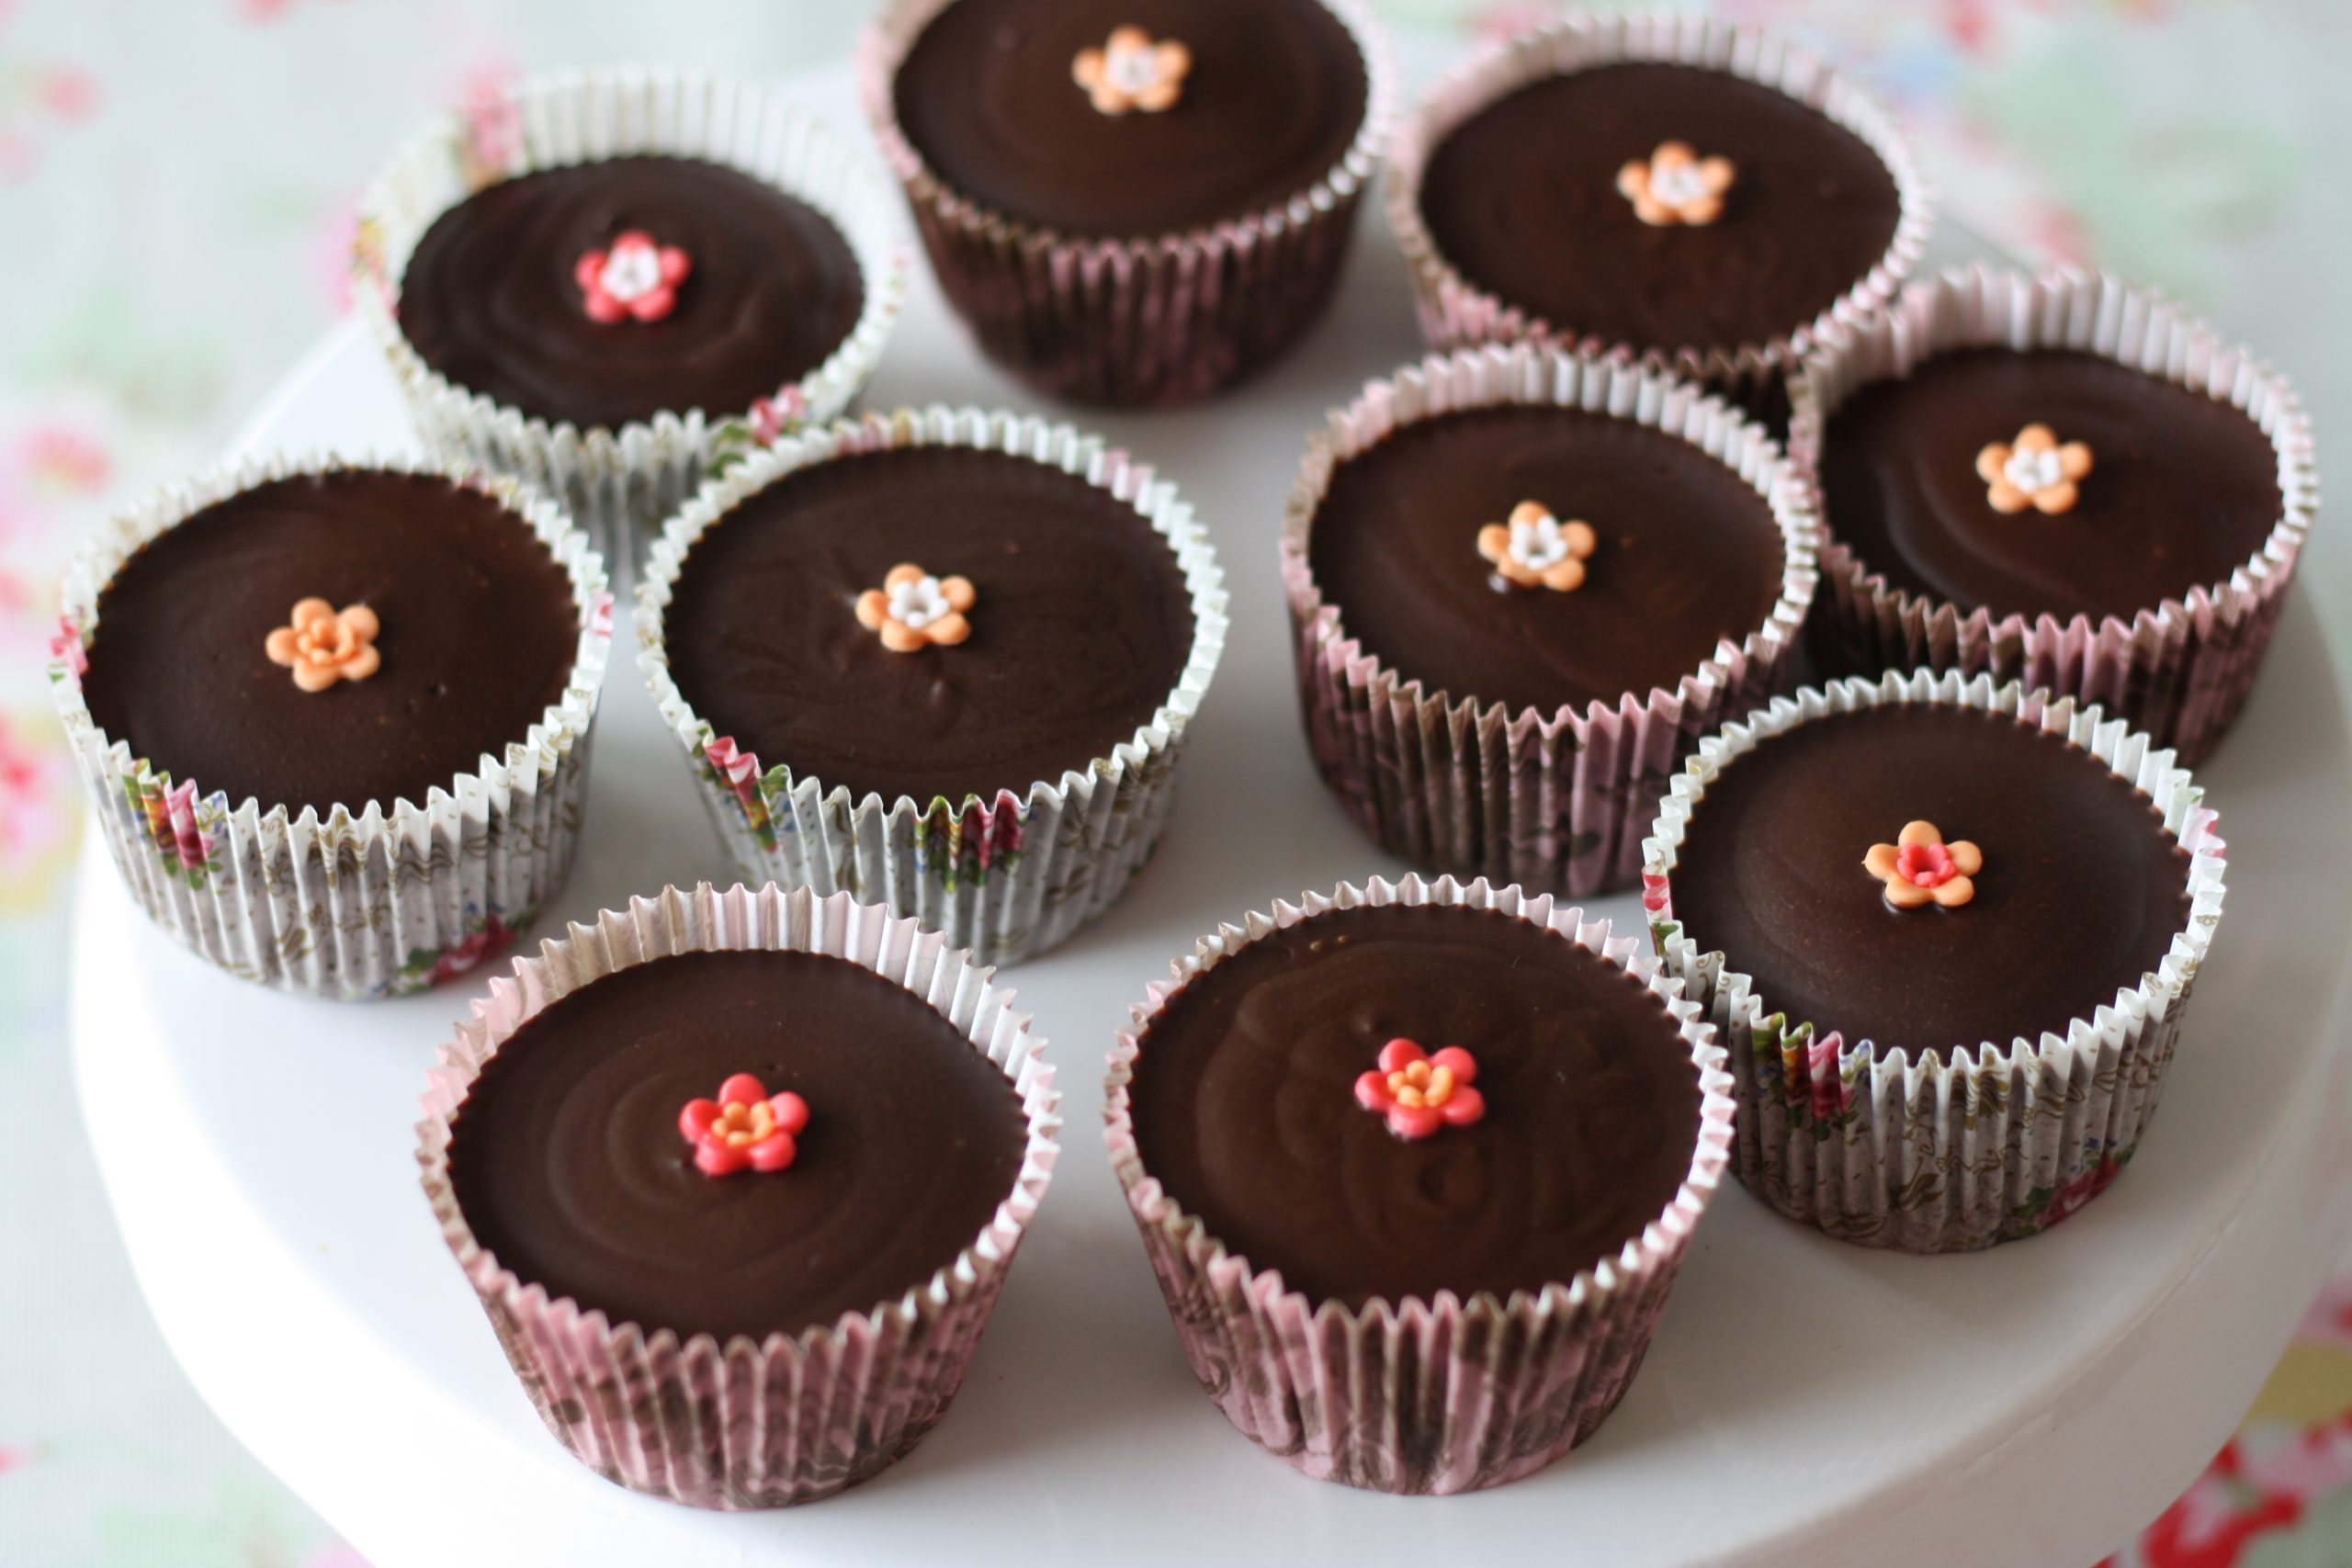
[[1477, 501, 1597, 592], [854, 563, 976, 653], [1863, 820, 1984, 910], [1072, 26, 1193, 116], [264, 598, 380, 694], [1976, 424, 2095, 514], [1617, 141, 1736, 227]]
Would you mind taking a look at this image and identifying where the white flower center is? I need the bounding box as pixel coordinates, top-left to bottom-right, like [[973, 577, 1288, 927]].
[[1107, 45, 1162, 94], [600, 243, 662, 302], [2004, 446, 2065, 493], [1509, 513, 1570, 570], [888, 575, 954, 629], [1648, 159, 1713, 208]]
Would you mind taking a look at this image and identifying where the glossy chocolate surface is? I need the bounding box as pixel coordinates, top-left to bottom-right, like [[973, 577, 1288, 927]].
[[662, 446, 1196, 806], [446, 949, 1029, 1343], [1668, 705, 2193, 1056], [1419, 62, 1901, 354], [892, 0, 1368, 237], [396, 156, 864, 431], [78, 470, 578, 815], [1306, 404, 1787, 715], [1126, 903, 1702, 1308], [1817, 348, 2283, 622]]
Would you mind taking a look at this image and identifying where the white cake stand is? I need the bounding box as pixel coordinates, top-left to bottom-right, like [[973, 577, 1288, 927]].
[[72, 57, 2352, 1568]]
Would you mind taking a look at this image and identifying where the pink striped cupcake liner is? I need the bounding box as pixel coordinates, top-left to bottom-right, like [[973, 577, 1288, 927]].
[[1643, 669, 2228, 1252], [1386, 10, 1932, 401], [51, 451, 611, 1000], [417, 881, 1061, 1508], [1788, 266, 2317, 765], [1283, 341, 1819, 898], [1104, 874, 1735, 1494], [356, 68, 909, 568], [858, 0, 1396, 407]]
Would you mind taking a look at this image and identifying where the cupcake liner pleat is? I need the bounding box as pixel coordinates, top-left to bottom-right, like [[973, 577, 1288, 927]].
[[1642, 669, 2227, 1251], [1104, 875, 1734, 1494], [639, 407, 1226, 967], [355, 68, 909, 568], [858, 0, 1396, 407], [1283, 342, 1819, 897], [1385, 10, 1933, 400], [1789, 265, 2317, 764], [416, 882, 1061, 1508], [51, 452, 611, 1001]]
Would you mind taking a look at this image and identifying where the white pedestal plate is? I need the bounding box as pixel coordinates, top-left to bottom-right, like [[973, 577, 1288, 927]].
[[72, 56, 2352, 1568]]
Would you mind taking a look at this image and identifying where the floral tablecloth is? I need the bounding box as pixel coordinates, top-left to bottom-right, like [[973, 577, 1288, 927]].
[[1, 1, 2345, 1563]]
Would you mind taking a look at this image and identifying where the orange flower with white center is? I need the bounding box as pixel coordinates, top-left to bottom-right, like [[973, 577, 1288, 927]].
[[854, 563, 976, 653], [1617, 141, 1736, 227], [1976, 424, 2095, 514], [264, 598, 381, 694], [1863, 819, 1984, 910], [1478, 501, 1597, 592], [1072, 26, 1193, 116]]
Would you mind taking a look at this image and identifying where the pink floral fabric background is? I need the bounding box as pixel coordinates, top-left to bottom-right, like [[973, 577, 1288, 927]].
[[0, 1, 2345, 1562]]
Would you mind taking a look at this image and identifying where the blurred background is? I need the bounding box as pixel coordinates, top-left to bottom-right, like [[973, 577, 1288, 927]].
[[2, 1, 2347, 1563]]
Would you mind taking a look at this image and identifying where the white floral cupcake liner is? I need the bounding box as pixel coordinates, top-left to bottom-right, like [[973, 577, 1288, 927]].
[[639, 407, 1228, 966], [1283, 341, 1820, 898], [417, 881, 1060, 1508], [1642, 669, 2228, 1252], [355, 67, 910, 568], [1104, 874, 1735, 1494], [50, 451, 612, 1001], [858, 0, 1396, 407], [1386, 10, 1933, 401], [1787, 266, 2318, 765]]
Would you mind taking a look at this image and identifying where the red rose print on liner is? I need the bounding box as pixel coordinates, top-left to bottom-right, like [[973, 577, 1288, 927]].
[[1355, 1039, 1486, 1141], [574, 231, 692, 323], [680, 1073, 810, 1176]]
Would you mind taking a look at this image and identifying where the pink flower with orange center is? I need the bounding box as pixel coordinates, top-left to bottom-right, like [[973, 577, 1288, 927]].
[[678, 1072, 811, 1177], [1354, 1038, 1486, 1141]]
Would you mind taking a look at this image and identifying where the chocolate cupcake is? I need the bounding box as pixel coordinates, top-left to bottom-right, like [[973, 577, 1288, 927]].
[[1389, 12, 1930, 405], [1790, 266, 2316, 764], [418, 882, 1059, 1508], [1105, 875, 1734, 1493], [861, 0, 1393, 405], [51, 453, 610, 999], [1643, 670, 2227, 1251], [1283, 342, 1818, 898], [639, 408, 1227, 965], [356, 69, 907, 563]]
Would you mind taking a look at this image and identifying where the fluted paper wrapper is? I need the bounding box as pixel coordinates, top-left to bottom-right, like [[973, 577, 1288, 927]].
[[51, 452, 611, 1000], [1283, 342, 1819, 897], [417, 882, 1061, 1508], [355, 68, 909, 567], [640, 407, 1228, 966], [1104, 875, 1734, 1494], [859, 0, 1396, 407], [1387, 10, 1932, 400], [1788, 266, 2317, 764], [1643, 670, 2227, 1252]]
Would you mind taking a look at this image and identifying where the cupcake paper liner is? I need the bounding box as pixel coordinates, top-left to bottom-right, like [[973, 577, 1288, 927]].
[[416, 881, 1061, 1509], [50, 451, 612, 1001], [1787, 265, 2318, 765], [1386, 10, 1933, 402], [1283, 341, 1820, 898], [355, 67, 910, 568], [858, 0, 1396, 407], [1103, 874, 1735, 1495], [1642, 668, 2228, 1252], [639, 407, 1228, 967]]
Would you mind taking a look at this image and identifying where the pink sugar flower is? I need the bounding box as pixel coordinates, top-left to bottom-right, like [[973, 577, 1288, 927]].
[[679, 1073, 810, 1176], [574, 231, 692, 324], [1354, 1038, 1486, 1142]]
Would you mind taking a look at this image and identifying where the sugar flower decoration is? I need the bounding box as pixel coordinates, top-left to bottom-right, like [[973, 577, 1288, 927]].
[[678, 1072, 810, 1177], [574, 230, 693, 324], [265, 598, 380, 693], [1478, 501, 1597, 592], [855, 563, 976, 652], [1072, 26, 1193, 116], [1617, 141, 1736, 227], [1863, 820, 1984, 910], [1976, 424, 2095, 514], [1354, 1038, 1486, 1142]]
